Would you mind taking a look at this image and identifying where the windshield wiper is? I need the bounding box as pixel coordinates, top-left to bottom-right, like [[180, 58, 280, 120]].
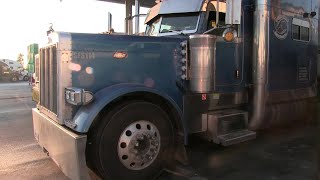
[[161, 29, 186, 35]]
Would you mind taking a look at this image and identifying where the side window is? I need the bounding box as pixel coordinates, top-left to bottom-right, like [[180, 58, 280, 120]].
[[292, 18, 310, 42], [300, 26, 309, 41], [292, 25, 300, 40], [207, 11, 226, 30], [146, 18, 161, 36]]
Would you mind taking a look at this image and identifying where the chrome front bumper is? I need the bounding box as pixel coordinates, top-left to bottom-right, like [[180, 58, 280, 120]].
[[32, 108, 90, 180]]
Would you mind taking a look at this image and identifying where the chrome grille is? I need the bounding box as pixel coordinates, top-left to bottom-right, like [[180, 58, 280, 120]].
[[40, 45, 58, 114]]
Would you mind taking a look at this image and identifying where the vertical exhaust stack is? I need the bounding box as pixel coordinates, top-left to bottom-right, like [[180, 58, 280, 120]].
[[135, 0, 140, 34], [125, 0, 133, 35], [108, 12, 112, 32], [250, 0, 269, 129]]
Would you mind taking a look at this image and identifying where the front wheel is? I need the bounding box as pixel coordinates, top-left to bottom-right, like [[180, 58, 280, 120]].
[[88, 101, 174, 180], [23, 76, 29, 81], [11, 76, 18, 82]]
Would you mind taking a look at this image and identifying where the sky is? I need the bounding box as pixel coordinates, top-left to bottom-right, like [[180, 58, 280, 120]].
[[0, 0, 149, 62]]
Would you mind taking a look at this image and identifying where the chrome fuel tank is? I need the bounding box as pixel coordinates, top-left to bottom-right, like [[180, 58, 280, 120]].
[[189, 34, 217, 93]]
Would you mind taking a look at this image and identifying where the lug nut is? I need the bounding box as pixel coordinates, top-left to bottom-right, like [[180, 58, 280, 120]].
[[150, 148, 156, 154], [151, 141, 159, 146], [137, 134, 144, 140]]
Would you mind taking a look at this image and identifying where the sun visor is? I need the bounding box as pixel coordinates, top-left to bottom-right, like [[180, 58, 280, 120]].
[[159, 0, 204, 14], [145, 3, 161, 24], [145, 0, 226, 24]]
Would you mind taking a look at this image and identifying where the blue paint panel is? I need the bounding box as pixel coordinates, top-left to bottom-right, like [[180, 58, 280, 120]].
[[267, 3, 317, 91], [215, 42, 244, 92], [69, 34, 184, 108], [242, 0, 254, 85], [269, 0, 312, 13]]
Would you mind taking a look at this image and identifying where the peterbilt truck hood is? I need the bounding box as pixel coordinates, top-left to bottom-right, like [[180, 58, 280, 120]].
[[42, 32, 185, 124]]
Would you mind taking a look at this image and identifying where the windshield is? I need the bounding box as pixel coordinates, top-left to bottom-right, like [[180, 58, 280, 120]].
[[145, 13, 199, 36]]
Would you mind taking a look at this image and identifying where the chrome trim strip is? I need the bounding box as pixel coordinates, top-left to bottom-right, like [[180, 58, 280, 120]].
[[292, 18, 310, 28], [39, 106, 58, 122], [57, 32, 73, 124]]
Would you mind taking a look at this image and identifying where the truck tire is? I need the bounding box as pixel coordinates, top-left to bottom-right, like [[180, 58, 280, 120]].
[[23, 76, 29, 81], [11, 76, 18, 82], [88, 101, 174, 180]]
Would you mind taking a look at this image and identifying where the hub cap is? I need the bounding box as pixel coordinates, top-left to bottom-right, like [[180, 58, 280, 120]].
[[117, 120, 161, 170]]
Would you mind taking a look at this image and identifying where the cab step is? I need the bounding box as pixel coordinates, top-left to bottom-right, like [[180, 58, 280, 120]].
[[203, 109, 256, 146], [218, 129, 256, 146]]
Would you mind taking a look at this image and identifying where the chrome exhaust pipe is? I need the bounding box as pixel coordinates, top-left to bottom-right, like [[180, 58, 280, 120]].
[[250, 0, 269, 129], [108, 12, 112, 32], [135, 0, 140, 34]]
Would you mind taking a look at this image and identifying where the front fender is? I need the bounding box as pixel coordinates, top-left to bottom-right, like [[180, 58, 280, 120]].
[[72, 83, 182, 133]]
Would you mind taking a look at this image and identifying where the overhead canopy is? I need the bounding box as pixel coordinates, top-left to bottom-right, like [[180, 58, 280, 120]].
[[98, 0, 156, 7]]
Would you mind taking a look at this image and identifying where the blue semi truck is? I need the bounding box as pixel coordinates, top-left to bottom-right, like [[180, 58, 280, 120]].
[[32, 0, 318, 179]]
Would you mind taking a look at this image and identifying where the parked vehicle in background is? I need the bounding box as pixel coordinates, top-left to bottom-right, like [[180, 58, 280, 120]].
[[0, 59, 30, 82], [0, 62, 21, 82], [0, 59, 23, 72], [18, 70, 31, 81]]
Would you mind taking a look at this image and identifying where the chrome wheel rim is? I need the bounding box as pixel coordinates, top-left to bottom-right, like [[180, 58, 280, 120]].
[[117, 120, 161, 170]]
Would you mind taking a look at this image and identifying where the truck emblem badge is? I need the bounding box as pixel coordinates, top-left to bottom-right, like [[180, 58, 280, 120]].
[[273, 15, 289, 40], [113, 51, 128, 59]]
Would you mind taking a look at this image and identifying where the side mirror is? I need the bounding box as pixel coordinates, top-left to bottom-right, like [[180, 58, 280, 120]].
[[226, 0, 241, 25]]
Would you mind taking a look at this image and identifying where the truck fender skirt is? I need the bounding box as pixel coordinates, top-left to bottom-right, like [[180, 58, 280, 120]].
[[72, 83, 182, 133]]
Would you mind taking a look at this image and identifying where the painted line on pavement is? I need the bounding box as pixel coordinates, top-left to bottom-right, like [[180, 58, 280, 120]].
[[0, 96, 32, 100], [0, 108, 31, 114]]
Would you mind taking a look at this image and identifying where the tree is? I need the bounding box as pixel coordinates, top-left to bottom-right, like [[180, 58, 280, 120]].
[[17, 53, 24, 66]]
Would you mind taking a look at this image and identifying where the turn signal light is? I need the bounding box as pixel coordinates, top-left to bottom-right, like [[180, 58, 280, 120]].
[[223, 28, 237, 42], [65, 88, 94, 105]]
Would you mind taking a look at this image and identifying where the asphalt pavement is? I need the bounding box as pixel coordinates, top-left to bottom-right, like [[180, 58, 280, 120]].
[[0, 82, 318, 180], [0, 82, 68, 180]]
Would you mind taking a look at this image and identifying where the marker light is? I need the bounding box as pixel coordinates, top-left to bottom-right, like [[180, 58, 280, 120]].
[[223, 28, 237, 42]]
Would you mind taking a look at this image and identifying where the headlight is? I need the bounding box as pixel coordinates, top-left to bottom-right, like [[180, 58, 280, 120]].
[[70, 92, 75, 101], [65, 87, 94, 105], [223, 28, 237, 42], [66, 91, 70, 100]]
